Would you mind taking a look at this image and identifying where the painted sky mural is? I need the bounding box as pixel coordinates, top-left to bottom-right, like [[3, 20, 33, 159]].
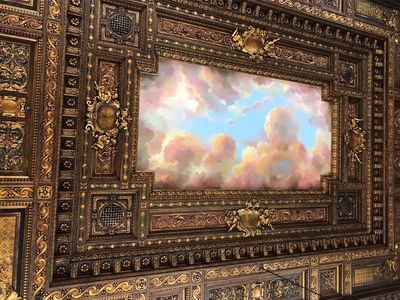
[[137, 58, 331, 190]]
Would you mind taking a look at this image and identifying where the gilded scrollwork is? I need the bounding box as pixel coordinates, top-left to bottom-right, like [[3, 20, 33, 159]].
[[226, 199, 275, 237], [0, 13, 42, 30], [43, 282, 134, 300], [0, 122, 24, 171], [40, 36, 59, 182], [205, 265, 260, 280], [32, 203, 50, 298], [0, 187, 32, 199], [150, 274, 189, 288], [344, 117, 366, 164], [86, 82, 129, 151], [231, 27, 279, 62]]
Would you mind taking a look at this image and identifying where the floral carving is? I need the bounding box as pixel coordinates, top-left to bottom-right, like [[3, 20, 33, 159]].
[[86, 82, 129, 151], [0, 122, 24, 171], [226, 199, 275, 237], [231, 27, 279, 61], [0, 40, 30, 93], [209, 285, 246, 300], [344, 117, 366, 164], [266, 277, 300, 300]]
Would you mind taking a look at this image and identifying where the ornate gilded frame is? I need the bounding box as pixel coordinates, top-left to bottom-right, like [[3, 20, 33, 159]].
[[0, 0, 399, 299]]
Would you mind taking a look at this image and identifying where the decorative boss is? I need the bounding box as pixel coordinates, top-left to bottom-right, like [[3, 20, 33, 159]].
[[344, 116, 366, 164], [231, 26, 279, 61], [86, 82, 130, 151], [226, 199, 275, 237]]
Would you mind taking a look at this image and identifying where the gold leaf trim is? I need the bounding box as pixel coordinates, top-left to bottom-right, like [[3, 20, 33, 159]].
[[44, 282, 134, 300], [40, 37, 58, 182], [0, 187, 32, 199], [205, 265, 260, 280], [32, 203, 50, 298], [150, 274, 189, 287]]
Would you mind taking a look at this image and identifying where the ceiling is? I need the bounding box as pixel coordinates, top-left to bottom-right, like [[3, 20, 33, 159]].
[[369, 0, 400, 9]]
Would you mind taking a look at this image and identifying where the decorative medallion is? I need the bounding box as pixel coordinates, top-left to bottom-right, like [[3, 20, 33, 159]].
[[86, 82, 129, 151], [344, 117, 366, 164], [225, 199, 275, 237], [231, 27, 279, 62]]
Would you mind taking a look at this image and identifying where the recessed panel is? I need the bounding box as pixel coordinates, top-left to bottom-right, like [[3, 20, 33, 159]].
[[138, 58, 331, 190]]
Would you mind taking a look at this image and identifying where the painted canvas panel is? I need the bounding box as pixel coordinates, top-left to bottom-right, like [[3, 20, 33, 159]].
[[137, 58, 331, 190]]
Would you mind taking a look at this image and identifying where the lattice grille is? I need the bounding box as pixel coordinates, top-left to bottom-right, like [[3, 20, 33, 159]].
[[100, 204, 124, 227], [109, 14, 133, 37]]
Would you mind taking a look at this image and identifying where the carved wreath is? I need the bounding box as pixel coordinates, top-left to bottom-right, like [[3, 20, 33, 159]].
[[226, 199, 275, 237], [344, 116, 366, 164], [86, 82, 129, 151], [231, 26, 279, 62]]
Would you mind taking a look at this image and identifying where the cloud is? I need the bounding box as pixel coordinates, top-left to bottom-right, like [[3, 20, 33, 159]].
[[137, 59, 331, 190]]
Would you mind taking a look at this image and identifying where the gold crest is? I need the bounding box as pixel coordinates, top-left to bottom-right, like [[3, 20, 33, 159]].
[[226, 199, 275, 237], [231, 27, 279, 61]]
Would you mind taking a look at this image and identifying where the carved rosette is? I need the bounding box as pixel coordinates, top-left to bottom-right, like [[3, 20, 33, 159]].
[[225, 199, 275, 237], [86, 82, 129, 151], [344, 117, 366, 164], [231, 27, 279, 62]]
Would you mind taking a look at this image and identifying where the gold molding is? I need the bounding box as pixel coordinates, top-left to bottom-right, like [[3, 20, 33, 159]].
[[40, 36, 59, 182], [32, 203, 50, 298]]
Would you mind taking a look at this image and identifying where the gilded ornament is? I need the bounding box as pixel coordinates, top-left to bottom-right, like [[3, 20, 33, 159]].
[[231, 27, 279, 62], [37, 186, 53, 200], [0, 257, 20, 300], [135, 278, 147, 291], [86, 82, 129, 151], [251, 282, 263, 300], [381, 243, 400, 280], [32, 203, 50, 298], [0, 96, 27, 118], [43, 282, 134, 300], [150, 273, 189, 287], [226, 199, 275, 237], [266, 277, 300, 300], [344, 117, 366, 164], [40, 36, 59, 182], [0, 187, 32, 199], [205, 265, 260, 280], [0, 122, 24, 171], [384, 10, 399, 30], [0, 40, 30, 93], [209, 285, 246, 300]]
